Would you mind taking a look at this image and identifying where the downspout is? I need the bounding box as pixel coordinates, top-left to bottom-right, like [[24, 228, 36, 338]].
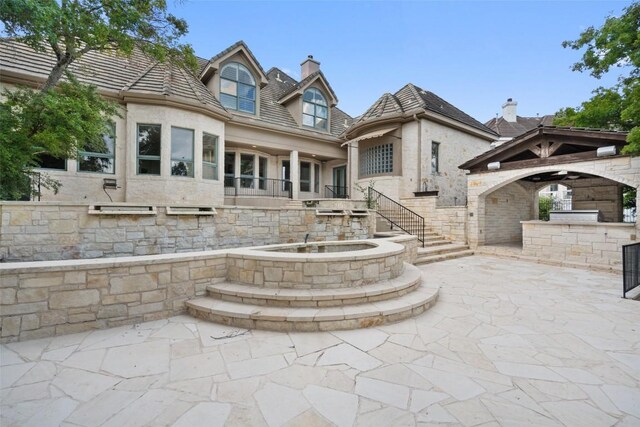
[[413, 114, 422, 192]]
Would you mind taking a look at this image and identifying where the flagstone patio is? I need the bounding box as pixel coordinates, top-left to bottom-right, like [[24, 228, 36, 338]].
[[1, 255, 639, 426]]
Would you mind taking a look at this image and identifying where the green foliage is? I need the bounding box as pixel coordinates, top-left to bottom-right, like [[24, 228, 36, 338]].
[[354, 180, 378, 209], [0, 79, 119, 200], [0, 0, 197, 89], [557, 2, 640, 155], [623, 185, 637, 210], [538, 195, 553, 221], [0, 0, 194, 199]]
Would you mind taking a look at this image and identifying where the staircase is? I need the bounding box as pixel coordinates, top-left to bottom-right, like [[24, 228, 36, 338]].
[[370, 187, 473, 264]]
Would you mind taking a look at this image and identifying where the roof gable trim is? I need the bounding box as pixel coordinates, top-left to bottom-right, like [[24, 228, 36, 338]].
[[278, 72, 338, 107], [200, 42, 269, 87]]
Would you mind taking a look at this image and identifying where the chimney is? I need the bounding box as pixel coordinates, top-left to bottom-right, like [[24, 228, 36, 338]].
[[301, 55, 320, 80], [502, 98, 517, 122]]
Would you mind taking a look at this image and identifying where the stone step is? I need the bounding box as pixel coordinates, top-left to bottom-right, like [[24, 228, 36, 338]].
[[415, 249, 474, 265], [207, 263, 422, 307], [417, 243, 469, 256], [186, 282, 439, 332], [422, 239, 452, 247]]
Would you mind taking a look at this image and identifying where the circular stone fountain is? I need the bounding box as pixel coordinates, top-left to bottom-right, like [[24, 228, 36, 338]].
[[187, 237, 438, 331]]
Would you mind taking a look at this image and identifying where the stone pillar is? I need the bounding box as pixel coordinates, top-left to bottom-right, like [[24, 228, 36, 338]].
[[290, 150, 299, 199], [347, 142, 359, 199]]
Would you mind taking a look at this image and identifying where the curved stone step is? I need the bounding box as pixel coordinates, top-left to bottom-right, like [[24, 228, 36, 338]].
[[207, 263, 422, 307], [186, 283, 439, 332], [415, 249, 474, 265]]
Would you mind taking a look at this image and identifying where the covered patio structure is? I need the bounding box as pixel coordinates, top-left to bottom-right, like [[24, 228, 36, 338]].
[[460, 126, 639, 271]]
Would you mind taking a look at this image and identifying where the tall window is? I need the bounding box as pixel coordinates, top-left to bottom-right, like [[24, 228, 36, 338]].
[[224, 152, 235, 186], [314, 163, 320, 193], [137, 124, 161, 175], [202, 132, 218, 180], [302, 88, 328, 130], [360, 143, 393, 176], [259, 157, 267, 190], [171, 127, 194, 177], [220, 62, 256, 114], [300, 161, 311, 192], [240, 153, 255, 188], [79, 122, 115, 174], [431, 142, 440, 174]]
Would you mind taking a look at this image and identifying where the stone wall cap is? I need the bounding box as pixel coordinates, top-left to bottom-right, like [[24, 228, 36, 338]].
[[521, 220, 636, 227]]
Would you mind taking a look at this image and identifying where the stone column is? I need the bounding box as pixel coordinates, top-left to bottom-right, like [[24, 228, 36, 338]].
[[290, 150, 299, 200], [347, 142, 359, 200]]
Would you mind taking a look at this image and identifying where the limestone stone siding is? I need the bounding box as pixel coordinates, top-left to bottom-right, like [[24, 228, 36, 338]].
[[484, 181, 535, 244], [522, 221, 636, 270], [226, 253, 403, 289], [568, 178, 624, 222], [0, 203, 373, 262], [0, 251, 227, 342], [400, 197, 467, 243]]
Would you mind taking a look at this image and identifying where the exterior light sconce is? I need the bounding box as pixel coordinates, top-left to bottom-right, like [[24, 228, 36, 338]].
[[597, 146, 617, 157], [487, 162, 501, 171]]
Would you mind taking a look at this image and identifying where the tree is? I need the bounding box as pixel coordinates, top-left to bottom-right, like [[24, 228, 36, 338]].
[[555, 2, 640, 155], [0, 0, 196, 200], [0, 0, 197, 90]]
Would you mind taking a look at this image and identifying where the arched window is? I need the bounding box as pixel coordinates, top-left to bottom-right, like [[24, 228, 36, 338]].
[[220, 62, 256, 114], [302, 88, 328, 130]]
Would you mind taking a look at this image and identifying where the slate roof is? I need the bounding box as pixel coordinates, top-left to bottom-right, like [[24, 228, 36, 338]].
[[484, 115, 555, 138], [1, 39, 353, 138], [354, 83, 497, 136], [0, 39, 228, 114]]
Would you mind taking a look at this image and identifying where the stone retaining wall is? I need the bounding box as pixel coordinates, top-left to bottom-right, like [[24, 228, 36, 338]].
[[400, 196, 467, 243], [0, 202, 373, 262], [0, 251, 227, 342]]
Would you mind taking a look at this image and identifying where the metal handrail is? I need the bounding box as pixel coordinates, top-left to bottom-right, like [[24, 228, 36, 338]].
[[324, 185, 349, 199], [368, 187, 425, 246], [224, 177, 292, 198]]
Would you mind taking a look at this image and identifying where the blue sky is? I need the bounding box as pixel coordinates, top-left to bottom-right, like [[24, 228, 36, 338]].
[[176, 1, 631, 122]]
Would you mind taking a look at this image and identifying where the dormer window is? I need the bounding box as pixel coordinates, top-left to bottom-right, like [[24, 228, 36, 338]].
[[303, 88, 328, 130], [220, 62, 256, 114]]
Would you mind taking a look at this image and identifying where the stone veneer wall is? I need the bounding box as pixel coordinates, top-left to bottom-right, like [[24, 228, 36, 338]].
[[0, 251, 228, 342], [0, 203, 373, 262], [484, 181, 535, 244], [522, 221, 637, 270], [400, 197, 467, 243]]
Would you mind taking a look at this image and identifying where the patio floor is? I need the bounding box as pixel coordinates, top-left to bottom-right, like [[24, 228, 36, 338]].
[[1, 255, 639, 426]]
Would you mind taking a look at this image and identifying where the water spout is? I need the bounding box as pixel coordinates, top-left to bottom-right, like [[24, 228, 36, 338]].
[[304, 233, 310, 244]]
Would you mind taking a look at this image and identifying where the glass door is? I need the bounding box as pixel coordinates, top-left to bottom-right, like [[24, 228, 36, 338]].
[[333, 165, 347, 197]]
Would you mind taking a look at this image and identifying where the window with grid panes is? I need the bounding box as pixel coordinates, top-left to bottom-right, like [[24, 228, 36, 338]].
[[302, 88, 328, 130], [360, 143, 393, 176], [220, 62, 256, 114]]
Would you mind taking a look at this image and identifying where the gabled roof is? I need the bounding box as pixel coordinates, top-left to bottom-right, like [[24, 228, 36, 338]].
[[277, 70, 338, 106], [0, 39, 230, 119], [459, 126, 629, 173], [199, 40, 269, 88], [485, 115, 555, 138], [228, 67, 352, 139], [350, 83, 497, 137]]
